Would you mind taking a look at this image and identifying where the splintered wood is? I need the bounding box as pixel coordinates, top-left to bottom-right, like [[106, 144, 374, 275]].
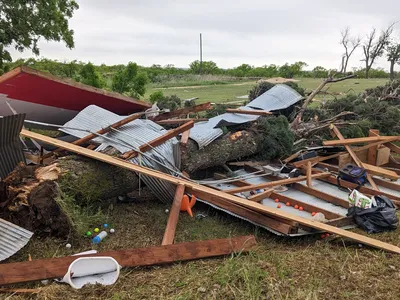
[[20, 130, 400, 254]]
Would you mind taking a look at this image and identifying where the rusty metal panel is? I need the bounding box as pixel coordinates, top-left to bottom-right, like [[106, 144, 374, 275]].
[[0, 114, 26, 179]]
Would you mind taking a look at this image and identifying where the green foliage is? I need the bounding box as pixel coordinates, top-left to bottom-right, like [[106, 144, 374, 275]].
[[149, 90, 165, 104], [157, 95, 181, 111], [353, 67, 388, 79], [189, 60, 220, 74], [0, 0, 79, 71], [312, 66, 329, 78], [77, 62, 105, 88], [111, 62, 149, 98], [256, 115, 295, 160], [248, 81, 275, 101], [283, 81, 305, 96], [278, 61, 308, 78]]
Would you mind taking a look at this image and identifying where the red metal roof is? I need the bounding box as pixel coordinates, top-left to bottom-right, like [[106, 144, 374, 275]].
[[0, 66, 151, 115]]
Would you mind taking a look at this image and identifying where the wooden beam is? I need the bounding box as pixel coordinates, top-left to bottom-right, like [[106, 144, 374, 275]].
[[162, 185, 185, 245], [226, 108, 272, 116], [155, 118, 208, 125], [20, 130, 400, 253], [180, 130, 191, 146], [312, 171, 400, 204], [367, 130, 379, 165], [292, 183, 350, 208], [121, 121, 194, 159], [42, 112, 143, 159], [247, 189, 274, 202], [151, 103, 212, 121], [0, 235, 256, 286], [362, 162, 399, 181], [225, 173, 331, 194], [364, 129, 400, 155], [330, 125, 380, 190], [306, 161, 312, 187], [324, 216, 354, 227], [212, 173, 299, 229], [195, 190, 297, 234], [271, 192, 342, 220], [323, 136, 399, 146], [292, 152, 342, 168]]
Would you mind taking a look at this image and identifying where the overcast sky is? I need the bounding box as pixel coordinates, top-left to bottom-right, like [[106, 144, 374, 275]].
[[8, 0, 400, 70]]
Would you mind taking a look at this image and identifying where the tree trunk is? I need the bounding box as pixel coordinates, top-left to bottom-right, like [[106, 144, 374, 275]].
[[390, 60, 395, 80], [365, 62, 370, 79], [181, 130, 260, 173]]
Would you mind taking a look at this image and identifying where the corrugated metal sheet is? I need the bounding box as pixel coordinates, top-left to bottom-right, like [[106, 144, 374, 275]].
[[0, 114, 26, 179], [204, 169, 353, 236], [0, 218, 33, 261], [189, 84, 302, 148], [247, 84, 303, 111], [61, 105, 180, 203]]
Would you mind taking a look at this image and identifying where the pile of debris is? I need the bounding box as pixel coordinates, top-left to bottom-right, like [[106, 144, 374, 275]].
[[1, 67, 400, 292]]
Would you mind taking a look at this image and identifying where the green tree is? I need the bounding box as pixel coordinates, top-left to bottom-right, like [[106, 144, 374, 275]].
[[387, 41, 400, 80], [111, 62, 148, 98], [0, 0, 79, 72], [189, 60, 219, 74], [312, 66, 329, 78], [78, 62, 104, 88]]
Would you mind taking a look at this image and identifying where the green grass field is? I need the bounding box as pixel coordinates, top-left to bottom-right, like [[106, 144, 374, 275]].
[[145, 78, 389, 104]]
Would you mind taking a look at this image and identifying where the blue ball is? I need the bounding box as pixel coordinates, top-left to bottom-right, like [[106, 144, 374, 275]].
[[103, 223, 108, 228]]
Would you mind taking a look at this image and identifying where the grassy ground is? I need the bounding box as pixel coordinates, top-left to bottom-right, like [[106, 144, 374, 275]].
[[5, 188, 400, 300], [144, 78, 388, 104]]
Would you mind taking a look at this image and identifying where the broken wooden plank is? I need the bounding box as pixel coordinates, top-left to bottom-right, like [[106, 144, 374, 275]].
[[180, 129, 191, 146], [151, 103, 212, 121], [0, 235, 256, 286], [292, 183, 350, 208], [367, 129, 379, 165], [271, 192, 342, 220], [162, 184, 185, 245], [376, 147, 391, 166], [247, 189, 274, 202], [306, 161, 312, 187], [121, 121, 194, 159], [361, 162, 399, 181], [224, 173, 331, 194], [155, 118, 208, 125], [226, 108, 272, 116], [0, 288, 40, 294], [330, 125, 380, 190], [323, 136, 399, 146], [20, 130, 400, 253], [324, 216, 354, 227], [42, 112, 143, 159]]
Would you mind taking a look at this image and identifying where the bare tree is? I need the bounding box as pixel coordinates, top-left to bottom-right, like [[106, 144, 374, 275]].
[[387, 40, 400, 80], [362, 24, 394, 78], [339, 27, 361, 73]]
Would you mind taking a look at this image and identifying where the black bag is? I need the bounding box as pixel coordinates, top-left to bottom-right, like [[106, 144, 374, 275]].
[[338, 164, 368, 190], [347, 195, 399, 234]]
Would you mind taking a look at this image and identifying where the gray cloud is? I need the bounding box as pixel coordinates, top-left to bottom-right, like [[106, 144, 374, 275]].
[[8, 0, 400, 71]]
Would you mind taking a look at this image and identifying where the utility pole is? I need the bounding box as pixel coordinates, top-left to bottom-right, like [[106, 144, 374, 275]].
[[199, 33, 203, 74]]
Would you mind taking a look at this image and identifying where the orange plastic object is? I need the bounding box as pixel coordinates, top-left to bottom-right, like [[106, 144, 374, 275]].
[[299, 207, 304, 211], [312, 212, 316, 216], [180, 194, 196, 217], [274, 199, 279, 203], [286, 202, 290, 206], [277, 204, 281, 208], [294, 205, 299, 209]]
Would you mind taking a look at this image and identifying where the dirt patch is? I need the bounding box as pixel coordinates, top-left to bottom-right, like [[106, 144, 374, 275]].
[[259, 77, 300, 84]]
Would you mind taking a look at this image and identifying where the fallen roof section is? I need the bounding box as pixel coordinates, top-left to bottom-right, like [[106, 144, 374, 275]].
[[0, 66, 151, 124], [19, 129, 400, 254], [189, 84, 302, 148]]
